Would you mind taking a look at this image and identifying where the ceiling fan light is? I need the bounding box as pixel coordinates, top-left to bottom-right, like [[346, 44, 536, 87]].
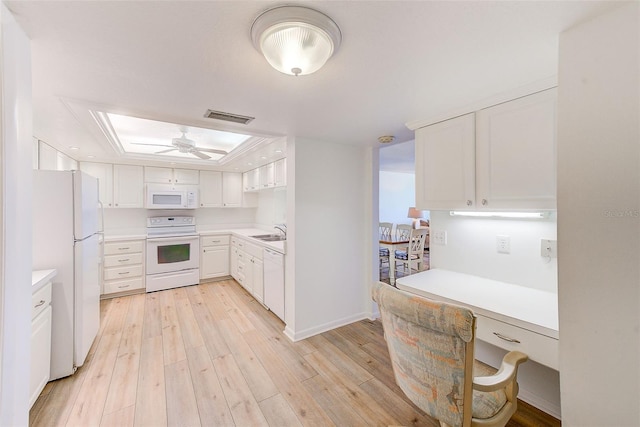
[[251, 6, 341, 76]]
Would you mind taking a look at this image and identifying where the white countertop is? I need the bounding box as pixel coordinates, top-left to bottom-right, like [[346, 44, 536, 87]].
[[396, 269, 558, 339], [32, 269, 57, 292], [104, 227, 286, 254]]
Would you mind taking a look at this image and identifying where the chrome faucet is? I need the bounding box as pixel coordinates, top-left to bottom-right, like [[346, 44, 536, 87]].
[[274, 224, 287, 238]]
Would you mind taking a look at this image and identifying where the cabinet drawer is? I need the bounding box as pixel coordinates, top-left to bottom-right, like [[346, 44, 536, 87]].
[[32, 282, 52, 320], [104, 240, 144, 255], [244, 241, 263, 259], [231, 236, 238, 247], [201, 235, 230, 247], [104, 264, 143, 281], [104, 252, 143, 268], [476, 315, 558, 370], [103, 277, 145, 295]]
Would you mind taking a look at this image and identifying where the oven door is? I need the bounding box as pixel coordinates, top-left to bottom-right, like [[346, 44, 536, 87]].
[[146, 235, 200, 275]]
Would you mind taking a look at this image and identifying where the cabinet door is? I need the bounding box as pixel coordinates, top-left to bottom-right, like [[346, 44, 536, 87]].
[[415, 113, 476, 210], [230, 245, 239, 280], [244, 168, 259, 192], [201, 245, 230, 279], [259, 163, 275, 189], [199, 170, 223, 207], [80, 162, 114, 207], [174, 168, 199, 185], [30, 305, 52, 408], [252, 257, 264, 303], [222, 172, 243, 207], [476, 89, 557, 210], [274, 158, 286, 187], [144, 166, 173, 184], [113, 165, 144, 208]]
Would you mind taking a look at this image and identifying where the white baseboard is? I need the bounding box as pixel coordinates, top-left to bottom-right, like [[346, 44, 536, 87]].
[[283, 311, 371, 342]]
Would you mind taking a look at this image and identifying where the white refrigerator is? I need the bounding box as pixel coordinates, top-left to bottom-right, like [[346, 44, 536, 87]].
[[32, 170, 101, 380]]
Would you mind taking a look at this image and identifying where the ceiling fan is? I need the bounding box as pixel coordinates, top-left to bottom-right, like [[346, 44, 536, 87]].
[[131, 131, 228, 160]]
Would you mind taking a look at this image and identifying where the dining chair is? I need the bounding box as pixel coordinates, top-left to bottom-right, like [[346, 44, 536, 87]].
[[395, 223, 413, 240], [371, 281, 528, 427], [394, 227, 429, 275], [379, 222, 394, 268]]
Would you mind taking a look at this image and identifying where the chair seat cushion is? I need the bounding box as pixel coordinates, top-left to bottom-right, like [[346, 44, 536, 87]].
[[394, 250, 419, 261], [472, 360, 508, 420], [379, 248, 390, 256]]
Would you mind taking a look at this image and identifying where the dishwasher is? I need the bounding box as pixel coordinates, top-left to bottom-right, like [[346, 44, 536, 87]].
[[263, 248, 285, 321]]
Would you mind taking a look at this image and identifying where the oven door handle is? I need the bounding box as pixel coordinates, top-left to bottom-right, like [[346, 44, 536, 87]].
[[147, 236, 199, 243]]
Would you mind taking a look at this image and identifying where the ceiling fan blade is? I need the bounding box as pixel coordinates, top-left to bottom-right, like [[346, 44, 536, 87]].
[[131, 142, 173, 148], [156, 148, 177, 154], [196, 147, 228, 155], [191, 150, 211, 160]]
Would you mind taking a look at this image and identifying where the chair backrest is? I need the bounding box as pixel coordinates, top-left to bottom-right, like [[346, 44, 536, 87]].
[[371, 281, 476, 427], [407, 228, 428, 258], [396, 224, 413, 240], [379, 222, 393, 237]]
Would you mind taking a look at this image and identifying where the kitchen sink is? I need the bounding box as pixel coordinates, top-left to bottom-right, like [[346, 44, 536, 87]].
[[251, 234, 286, 242]]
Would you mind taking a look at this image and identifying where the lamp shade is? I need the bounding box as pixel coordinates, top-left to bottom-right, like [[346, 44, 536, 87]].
[[407, 207, 423, 219], [251, 6, 342, 76]]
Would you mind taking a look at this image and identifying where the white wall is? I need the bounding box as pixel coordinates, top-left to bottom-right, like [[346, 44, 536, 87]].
[[103, 207, 256, 233], [285, 138, 373, 340], [379, 171, 427, 227], [557, 3, 639, 426], [430, 211, 558, 292], [0, 4, 33, 424], [254, 189, 286, 229]]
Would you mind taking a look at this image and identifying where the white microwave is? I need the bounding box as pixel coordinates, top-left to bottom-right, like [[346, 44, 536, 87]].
[[145, 184, 198, 209]]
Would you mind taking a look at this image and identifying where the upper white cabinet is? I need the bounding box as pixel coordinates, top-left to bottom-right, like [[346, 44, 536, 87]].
[[416, 113, 476, 210], [199, 170, 223, 207], [243, 158, 287, 192], [80, 162, 114, 207], [243, 168, 260, 192], [113, 164, 144, 208], [259, 163, 275, 189], [144, 166, 199, 185], [200, 171, 245, 207], [475, 89, 557, 210], [415, 89, 557, 211], [274, 158, 286, 187], [222, 172, 243, 207]]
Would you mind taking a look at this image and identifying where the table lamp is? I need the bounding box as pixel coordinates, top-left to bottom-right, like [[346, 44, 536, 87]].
[[407, 207, 423, 229]]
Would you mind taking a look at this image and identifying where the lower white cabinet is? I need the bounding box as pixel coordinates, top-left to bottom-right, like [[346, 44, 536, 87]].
[[102, 239, 145, 298], [200, 235, 230, 280], [232, 237, 264, 304], [30, 281, 53, 408]]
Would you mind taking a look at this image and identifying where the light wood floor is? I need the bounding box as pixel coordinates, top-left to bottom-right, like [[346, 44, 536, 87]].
[[30, 279, 560, 427]]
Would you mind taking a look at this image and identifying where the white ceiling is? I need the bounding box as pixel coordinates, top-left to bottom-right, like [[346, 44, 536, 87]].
[[6, 0, 619, 172]]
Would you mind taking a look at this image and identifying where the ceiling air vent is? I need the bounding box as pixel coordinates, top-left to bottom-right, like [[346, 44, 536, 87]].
[[204, 109, 255, 125]]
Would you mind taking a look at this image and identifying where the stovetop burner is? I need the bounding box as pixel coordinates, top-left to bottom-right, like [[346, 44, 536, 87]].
[[146, 216, 197, 238]]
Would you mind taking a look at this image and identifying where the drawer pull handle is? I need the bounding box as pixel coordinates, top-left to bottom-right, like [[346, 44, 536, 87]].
[[118, 285, 130, 289], [118, 258, 130, 262], [493, 332, 521, 343], [118, 247, 130, 250], [118, 272, 130, 275], [211, 240, 220, 243], [34, 300, 46, 308]]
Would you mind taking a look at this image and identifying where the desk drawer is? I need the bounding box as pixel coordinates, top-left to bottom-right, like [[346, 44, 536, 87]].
[[104, 277, 145, 294], [476, 315, 558, 370], [104, 253, 143, 268], [104, 265, 143, 281], [202, 235, 230, 247], [32, 282, 52, 320], [104, 240, 144, 255]]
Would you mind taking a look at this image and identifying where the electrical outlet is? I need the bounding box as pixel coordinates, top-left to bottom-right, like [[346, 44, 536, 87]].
[[432, 230, 447, 245], [541, 239, 557, 258], [496, 235, 510, 254]]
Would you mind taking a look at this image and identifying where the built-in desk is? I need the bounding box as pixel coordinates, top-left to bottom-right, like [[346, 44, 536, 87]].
[[395, 269, 559, 370]]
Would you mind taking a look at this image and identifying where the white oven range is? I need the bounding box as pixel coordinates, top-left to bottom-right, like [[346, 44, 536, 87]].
[[146, 216, 200, 292]]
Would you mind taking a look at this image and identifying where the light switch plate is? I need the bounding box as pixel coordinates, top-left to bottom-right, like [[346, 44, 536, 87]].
[[496, 235, 510, 254], [433, 230, 447, 245]]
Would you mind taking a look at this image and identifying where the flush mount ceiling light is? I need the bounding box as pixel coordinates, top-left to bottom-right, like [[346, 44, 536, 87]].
[[251, 5, 342, 76]]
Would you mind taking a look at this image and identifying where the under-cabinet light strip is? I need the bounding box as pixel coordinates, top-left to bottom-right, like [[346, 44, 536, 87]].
[[449, 211, 548, 219]]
